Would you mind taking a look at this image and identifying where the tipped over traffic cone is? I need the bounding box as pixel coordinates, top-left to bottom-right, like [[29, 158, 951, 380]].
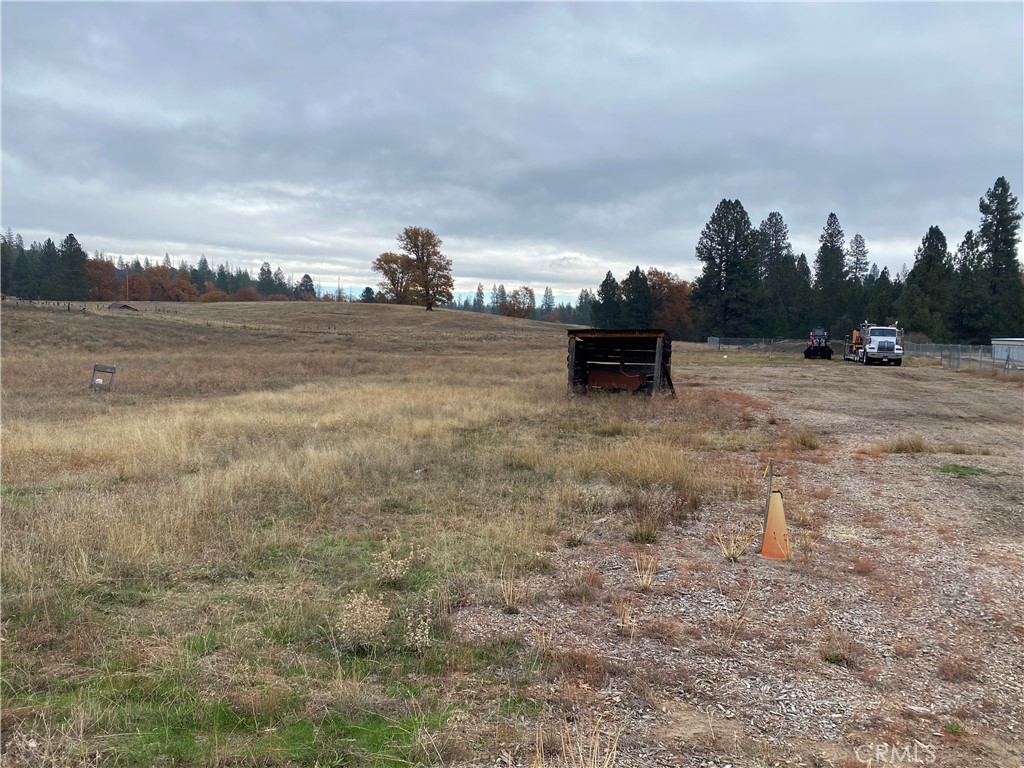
[[760, 489, 791, 559]]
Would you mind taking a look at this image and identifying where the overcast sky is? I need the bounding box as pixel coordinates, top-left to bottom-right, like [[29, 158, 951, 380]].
[[2, 2, 1022, 301]]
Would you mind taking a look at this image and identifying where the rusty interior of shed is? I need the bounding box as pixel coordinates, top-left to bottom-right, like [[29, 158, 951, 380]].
[[567, 329, 674, 395]]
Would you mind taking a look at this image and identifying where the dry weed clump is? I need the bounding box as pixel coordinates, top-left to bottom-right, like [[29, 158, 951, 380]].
[[883, 433, 933, 454], [371, 537, 419, 587], [641, 616, 683, 646], [631, 549, 658, 592], [561, 566, 604, 605], [609, 592, 638, 639], [624, 484, 697, 544], [784, 429, 822, 450], [0, 710, 100, 768], [714, 525, 756, 562], [557, 716, 621, 768], [336, 591, 390, 652], [571, 441, 713, 495], [820, 627, 864, 668], [500, 559, 525, 615], [892, 638, 920, 658], [403, 608, 432, 655], [537, 643, 608, 688], [937, 654, 983, 683]]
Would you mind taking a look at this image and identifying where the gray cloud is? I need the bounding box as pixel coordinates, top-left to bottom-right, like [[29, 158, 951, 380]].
[[2, 2, 1021, 300]]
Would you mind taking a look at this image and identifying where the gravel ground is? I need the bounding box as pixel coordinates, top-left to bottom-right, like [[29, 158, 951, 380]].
[[450, 362, 1024, 768]]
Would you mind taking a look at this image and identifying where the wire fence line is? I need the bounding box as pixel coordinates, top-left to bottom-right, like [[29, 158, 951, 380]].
[[705, 337, 1024, 380]]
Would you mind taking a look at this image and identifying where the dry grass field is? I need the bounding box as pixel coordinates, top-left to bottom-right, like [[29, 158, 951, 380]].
[[1, 300, 1022, 768]]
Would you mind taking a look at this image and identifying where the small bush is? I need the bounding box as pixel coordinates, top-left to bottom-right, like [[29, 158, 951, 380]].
[[561, 566, 603, 605], [403, 608, 432, 654], [371, 536, 419, 587], [820, 627, 862, 668], [540, 645, 608, 687], [336, 591, 390, 652]]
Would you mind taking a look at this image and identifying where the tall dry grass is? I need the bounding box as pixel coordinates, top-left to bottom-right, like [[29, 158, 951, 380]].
[[1, 301, 761, 594]]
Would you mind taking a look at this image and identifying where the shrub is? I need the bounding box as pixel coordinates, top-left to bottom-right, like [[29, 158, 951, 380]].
[[372, 536, 419, 587], [336, 591, 390, 652]]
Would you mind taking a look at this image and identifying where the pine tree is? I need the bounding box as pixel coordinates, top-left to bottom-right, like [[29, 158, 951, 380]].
[[0, 229, 17, 294], [813, 213, 850, 331], [757, 212, 800, 337], [296, 274, 316, 298], [38, 239, 62, 299], [948, 231, 988, 343], [273, 268, 289, 295], [620, 266, 653, 329], [10, 248, 37, 298], [575, 288, 595, 325], [864, 267, 898, 325], [691, 199, 759, 337], [540, 286, 555, 318], [977, 176, 1024, 336], [593, 271, 622, 328], [473, 283, 485, 312], [898, 226, 954, 341], [191, 255, 214, 293], [257, 262, 275, 295]]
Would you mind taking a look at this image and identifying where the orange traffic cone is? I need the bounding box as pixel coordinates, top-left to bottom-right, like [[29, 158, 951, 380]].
[[760, 488, 791, 559]]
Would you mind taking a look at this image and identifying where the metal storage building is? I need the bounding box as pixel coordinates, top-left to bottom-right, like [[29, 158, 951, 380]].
[[992, 338, 1024, 365]]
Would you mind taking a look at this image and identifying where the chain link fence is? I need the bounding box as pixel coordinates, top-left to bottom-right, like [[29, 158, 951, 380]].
[[704, 337, 1024, 380], [903, 342, 1024, 379]]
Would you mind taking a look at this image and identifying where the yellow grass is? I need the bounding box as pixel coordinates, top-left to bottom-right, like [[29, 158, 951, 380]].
[[0, 301, 791, 762]]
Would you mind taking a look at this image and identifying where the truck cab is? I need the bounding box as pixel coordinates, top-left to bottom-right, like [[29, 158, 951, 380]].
[[844, 323, 904, 366]]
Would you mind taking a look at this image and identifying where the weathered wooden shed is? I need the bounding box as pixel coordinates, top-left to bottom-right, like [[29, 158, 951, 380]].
[[567, 329, 674, 395]]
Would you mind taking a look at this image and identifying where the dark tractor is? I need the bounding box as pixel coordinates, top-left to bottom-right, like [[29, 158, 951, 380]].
[[804, 327, 833, 360]]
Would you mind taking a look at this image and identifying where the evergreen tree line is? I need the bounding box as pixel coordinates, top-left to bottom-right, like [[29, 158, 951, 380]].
[[686, 175, 1023, 343], [439, 176, 1022, 343], [0, 237, 327, 303]]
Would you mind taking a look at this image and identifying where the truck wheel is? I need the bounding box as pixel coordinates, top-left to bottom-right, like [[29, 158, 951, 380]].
[[894, 359, 902, 367], [863, 355, 870, 366]]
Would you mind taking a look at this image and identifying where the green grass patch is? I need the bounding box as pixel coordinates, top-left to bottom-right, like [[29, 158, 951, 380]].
[[937, 463, 991, 477], [182, 629, 223, 656]]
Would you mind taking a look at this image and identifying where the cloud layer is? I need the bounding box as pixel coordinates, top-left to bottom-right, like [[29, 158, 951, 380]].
[[3, 3, 1021, 299]]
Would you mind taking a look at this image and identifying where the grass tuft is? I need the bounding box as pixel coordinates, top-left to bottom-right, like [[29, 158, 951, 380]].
[[884, 433, 933, 453]]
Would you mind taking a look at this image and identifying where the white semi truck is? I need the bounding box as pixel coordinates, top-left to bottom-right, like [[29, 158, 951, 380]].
[[843, 322, 904, 366]]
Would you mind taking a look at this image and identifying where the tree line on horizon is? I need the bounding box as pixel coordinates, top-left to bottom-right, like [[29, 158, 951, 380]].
[[435, 176, 1022, 344], [0, 238, 329, 304], [3, 176, 1020, 343]]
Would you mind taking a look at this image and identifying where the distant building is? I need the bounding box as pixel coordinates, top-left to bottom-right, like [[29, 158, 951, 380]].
[[992, 338, 1024, 364]]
